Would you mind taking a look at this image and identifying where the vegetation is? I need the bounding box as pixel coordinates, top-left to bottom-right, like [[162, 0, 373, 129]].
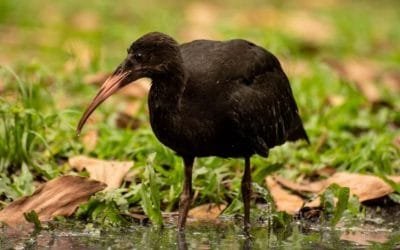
[[0, 0, 399, 238]]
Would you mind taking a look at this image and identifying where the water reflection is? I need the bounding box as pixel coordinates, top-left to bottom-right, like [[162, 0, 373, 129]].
[[1, 218, 399, 249], [177, 230, 188, 250]]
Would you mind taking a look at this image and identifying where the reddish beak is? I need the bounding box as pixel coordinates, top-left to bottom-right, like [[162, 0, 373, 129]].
[[77, 71, 130, 134]]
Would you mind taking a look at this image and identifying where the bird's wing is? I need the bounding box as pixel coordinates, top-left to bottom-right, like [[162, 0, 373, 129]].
[[226, 68, 309, 155], [180, 39, 278, 85], [180, 39, 308, 155]]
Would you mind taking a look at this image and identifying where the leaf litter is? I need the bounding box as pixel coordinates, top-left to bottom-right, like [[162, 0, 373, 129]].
[[69, 155, 133, 190], [265, 176, 304, 214], [266, 172, 400, 214], [325, 58, 400, 105], [0, 176, 106, 226]]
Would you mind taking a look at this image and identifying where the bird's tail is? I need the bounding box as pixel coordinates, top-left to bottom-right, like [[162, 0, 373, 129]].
[[287, 125, 310, 144]]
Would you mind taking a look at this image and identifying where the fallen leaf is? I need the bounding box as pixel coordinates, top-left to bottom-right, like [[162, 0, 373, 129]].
[[305, 197, 321, 208], [81, 130, 98, 151], [69, 155, 133, 190], [188, 203, 226, 220], [315, 166, 337, 177], [0, 176, 106, 226], [180, 2, 220, 41], [265, 176, 304, 214], [326, 59, 382, 104], [232, 7, 281, 29], [325, 173, 400, 203], [284, 11, 335, 45], [276, 173, 400, 208], [274, 175, 325, 193], [83, 72, 110, 85], [71, 11, 100, 31], [281, 59, 312, 77]]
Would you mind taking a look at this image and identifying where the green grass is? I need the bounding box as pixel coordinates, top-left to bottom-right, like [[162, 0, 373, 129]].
[[0, 0, 399, 228]]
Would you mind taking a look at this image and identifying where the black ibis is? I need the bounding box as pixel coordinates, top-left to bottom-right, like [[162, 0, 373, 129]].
[[77, 32, 309, 231]]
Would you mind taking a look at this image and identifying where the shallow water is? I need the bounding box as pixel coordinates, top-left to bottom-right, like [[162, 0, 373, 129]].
[[1, 214, 400, 250]]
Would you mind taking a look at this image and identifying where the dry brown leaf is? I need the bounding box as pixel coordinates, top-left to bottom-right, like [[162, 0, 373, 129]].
[[188, 203, 226, 220], [326, 173, 400, 202], [180, 2, 220, 41], [326, 59, 382, 103], [284, 11, 335, 45], [281, 59, 312, 77], [315, 166, 337, 177], [305, 197, 321, 208], [0, 176, 105, 226], [274, 173, 400, 209], [274, 175, 325, 193], [71, 11, 100, 31], [232, 7, 279, 29], [81, 130, 98, 151], [83, 72, 110, 85], [306, 173, 400, 207], [119, 78, 151, 98], [265, 176, 304, 214], [69, 155, 133, 190]]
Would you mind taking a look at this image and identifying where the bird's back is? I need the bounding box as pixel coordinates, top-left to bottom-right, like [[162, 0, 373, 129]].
[[171, 39, 308, 157]]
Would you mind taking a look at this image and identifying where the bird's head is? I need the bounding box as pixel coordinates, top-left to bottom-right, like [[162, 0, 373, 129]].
[[77, 32, 180, 134]]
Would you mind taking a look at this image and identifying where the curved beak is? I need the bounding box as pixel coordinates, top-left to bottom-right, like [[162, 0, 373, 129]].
[[77, 65, 134, 135]]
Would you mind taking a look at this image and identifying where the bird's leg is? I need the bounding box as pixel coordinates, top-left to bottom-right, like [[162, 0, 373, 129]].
[[242, 157, 252, 232], [178, 156, 194, 231]]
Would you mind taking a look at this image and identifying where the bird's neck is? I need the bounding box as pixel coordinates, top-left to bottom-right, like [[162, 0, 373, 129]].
[[147, 68, 186, 147], [148, 68, 186, 115]]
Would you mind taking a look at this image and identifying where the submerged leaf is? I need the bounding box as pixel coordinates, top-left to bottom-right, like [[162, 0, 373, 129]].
[[0, 176, 106, 226]]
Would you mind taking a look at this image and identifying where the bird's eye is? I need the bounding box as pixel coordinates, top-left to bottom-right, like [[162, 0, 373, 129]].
[[134, 53, 143, 61]]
